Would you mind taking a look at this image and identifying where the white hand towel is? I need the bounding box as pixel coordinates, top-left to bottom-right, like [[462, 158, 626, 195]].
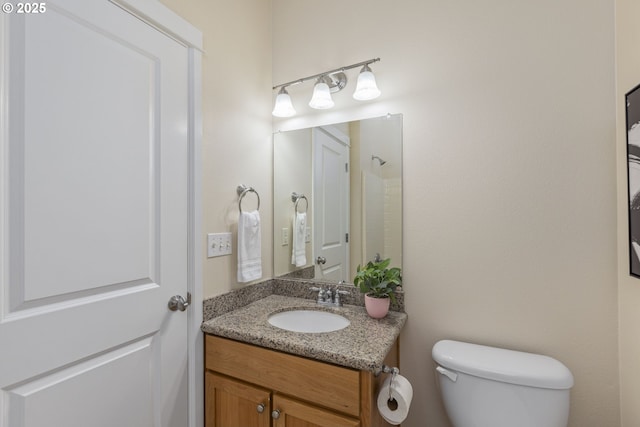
[[237, 210, 262, 282], [291, 212, 307, 267]]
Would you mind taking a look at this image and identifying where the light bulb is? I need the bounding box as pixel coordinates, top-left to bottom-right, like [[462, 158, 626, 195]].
[[353, 64, 381, 101], [309, 78, 334, 109], [272, 87, 296, 117]]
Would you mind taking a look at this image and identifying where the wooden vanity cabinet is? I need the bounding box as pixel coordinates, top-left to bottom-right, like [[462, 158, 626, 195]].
[[206, 372, 358, 427], [205, 335, 398, 427]]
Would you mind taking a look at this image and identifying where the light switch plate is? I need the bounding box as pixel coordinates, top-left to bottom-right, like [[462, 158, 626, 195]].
[[305, 227, 311, 243], [207, 232, 233, 257], [281, 228, 289, 246]]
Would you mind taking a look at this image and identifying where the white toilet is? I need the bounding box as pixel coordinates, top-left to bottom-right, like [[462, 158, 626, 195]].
[[432, 340, 574, 427]]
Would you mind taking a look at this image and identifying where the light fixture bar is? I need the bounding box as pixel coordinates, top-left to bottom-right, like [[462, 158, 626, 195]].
[[272, 58, 380, 90]]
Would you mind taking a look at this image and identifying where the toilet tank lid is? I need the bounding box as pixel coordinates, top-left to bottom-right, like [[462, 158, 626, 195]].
[[432, 340, 574, 390]]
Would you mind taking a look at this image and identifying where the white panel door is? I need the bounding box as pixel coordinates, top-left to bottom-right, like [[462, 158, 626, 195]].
[[313, 127, 349, 282], [0, 1, 193, 426]]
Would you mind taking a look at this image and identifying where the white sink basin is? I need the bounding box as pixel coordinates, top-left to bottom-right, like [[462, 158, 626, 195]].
[[268, 309, 350, 333]]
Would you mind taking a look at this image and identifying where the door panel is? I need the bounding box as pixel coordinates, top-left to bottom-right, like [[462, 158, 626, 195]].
[[6, 338, 155, 427], [312, 127, 349, 282], [206, 372, 271, 427], [273, 395, 359, 427], [0, 1, 191, 425], [15, 4, 159, 301]]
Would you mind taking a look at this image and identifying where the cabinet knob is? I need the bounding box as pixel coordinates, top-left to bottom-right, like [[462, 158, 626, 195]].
[[256, 403, 265, 413], [271, 409, 281, 419]]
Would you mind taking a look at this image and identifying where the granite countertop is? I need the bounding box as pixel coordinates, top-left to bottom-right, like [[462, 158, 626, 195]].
[[201, 294, 407, 372]]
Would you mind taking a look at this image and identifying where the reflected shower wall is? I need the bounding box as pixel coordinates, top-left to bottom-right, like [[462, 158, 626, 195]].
[[356, 117, 402, 271]]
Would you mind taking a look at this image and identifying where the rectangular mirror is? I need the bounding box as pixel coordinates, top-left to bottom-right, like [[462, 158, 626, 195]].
[[273, 114, 402, 284]]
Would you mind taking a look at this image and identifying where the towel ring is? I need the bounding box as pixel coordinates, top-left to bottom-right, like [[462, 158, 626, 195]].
[[291, 192, 308, 214], [237, 185, 260, 212]]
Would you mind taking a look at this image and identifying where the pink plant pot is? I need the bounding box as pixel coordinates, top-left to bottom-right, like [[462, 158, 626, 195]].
[[364, 294, 390, 319]]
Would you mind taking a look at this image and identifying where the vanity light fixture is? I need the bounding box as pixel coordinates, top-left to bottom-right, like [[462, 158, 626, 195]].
[[308, 76, 335, 109], [272, 87, 296, 117], [353, 64, 381, 101], [272, 58, 381, 116]]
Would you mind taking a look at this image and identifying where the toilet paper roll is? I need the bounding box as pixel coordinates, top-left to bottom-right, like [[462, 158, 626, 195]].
[[377, 374, 413, 425]]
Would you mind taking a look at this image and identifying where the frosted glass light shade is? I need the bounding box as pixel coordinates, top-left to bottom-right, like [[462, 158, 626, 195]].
[[272, 88, 296, 117], [353, 66, 381, 101], [308, 81, 334, 109]]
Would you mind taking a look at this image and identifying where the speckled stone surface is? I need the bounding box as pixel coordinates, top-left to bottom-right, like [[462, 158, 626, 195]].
[[202, 280, 274, 321], [272, 278, 405, 313], [277, 266, 315, 280], [202, 278, 405, 322], [201, 294, 407, 372]]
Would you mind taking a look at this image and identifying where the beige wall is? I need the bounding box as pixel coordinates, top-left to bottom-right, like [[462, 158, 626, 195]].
[[160, 0, 622, 425], [273, 0, 619, 426], [616, 0, 640, 424], [159, 0, 274, 297]]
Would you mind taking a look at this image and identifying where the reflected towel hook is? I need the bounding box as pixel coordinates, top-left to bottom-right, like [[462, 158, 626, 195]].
[[237, 184, 260, 212], [291, 192, 308, 214]]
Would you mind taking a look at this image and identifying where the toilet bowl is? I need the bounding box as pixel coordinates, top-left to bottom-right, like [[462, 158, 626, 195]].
[[432, 340, 574, 427]]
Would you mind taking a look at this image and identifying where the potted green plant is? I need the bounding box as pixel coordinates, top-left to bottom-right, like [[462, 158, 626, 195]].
[[353, 258, 402, 318]]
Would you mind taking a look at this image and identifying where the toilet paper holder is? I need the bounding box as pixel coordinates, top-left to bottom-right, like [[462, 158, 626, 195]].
[[375, 364, 400, 377], [377, 365, 401, 410]]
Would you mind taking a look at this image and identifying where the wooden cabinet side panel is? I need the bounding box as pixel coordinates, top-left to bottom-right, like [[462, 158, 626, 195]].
[[205, 371, 215, 427], [273, 394, 360, 427], [206, 335, 360, 417]]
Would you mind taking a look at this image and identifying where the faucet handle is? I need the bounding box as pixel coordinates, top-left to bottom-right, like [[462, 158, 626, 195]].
[[309, 286, 325, 302], [334, 290, 349, 306]]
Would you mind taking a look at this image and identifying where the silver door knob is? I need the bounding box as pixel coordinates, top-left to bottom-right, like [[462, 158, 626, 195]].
[[168, 293, 191, 311], [316, 256, 326, 265], [256, 403, 265, 413], [271, 409, 281, 419]]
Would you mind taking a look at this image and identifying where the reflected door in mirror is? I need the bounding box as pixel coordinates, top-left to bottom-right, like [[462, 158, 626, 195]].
[[313, 127, 350, 281]]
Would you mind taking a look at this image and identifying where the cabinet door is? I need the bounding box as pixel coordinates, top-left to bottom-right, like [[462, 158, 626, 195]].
[[206, 372, 271, 427], [272, 394, 360, 427]]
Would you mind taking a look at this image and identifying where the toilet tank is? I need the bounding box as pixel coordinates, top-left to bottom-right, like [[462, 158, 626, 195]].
[[432, 340, 574, 427]]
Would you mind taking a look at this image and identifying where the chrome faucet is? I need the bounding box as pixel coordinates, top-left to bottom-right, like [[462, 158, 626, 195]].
[[310, 286, 327, 303], [310, 286, 349, 307]]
